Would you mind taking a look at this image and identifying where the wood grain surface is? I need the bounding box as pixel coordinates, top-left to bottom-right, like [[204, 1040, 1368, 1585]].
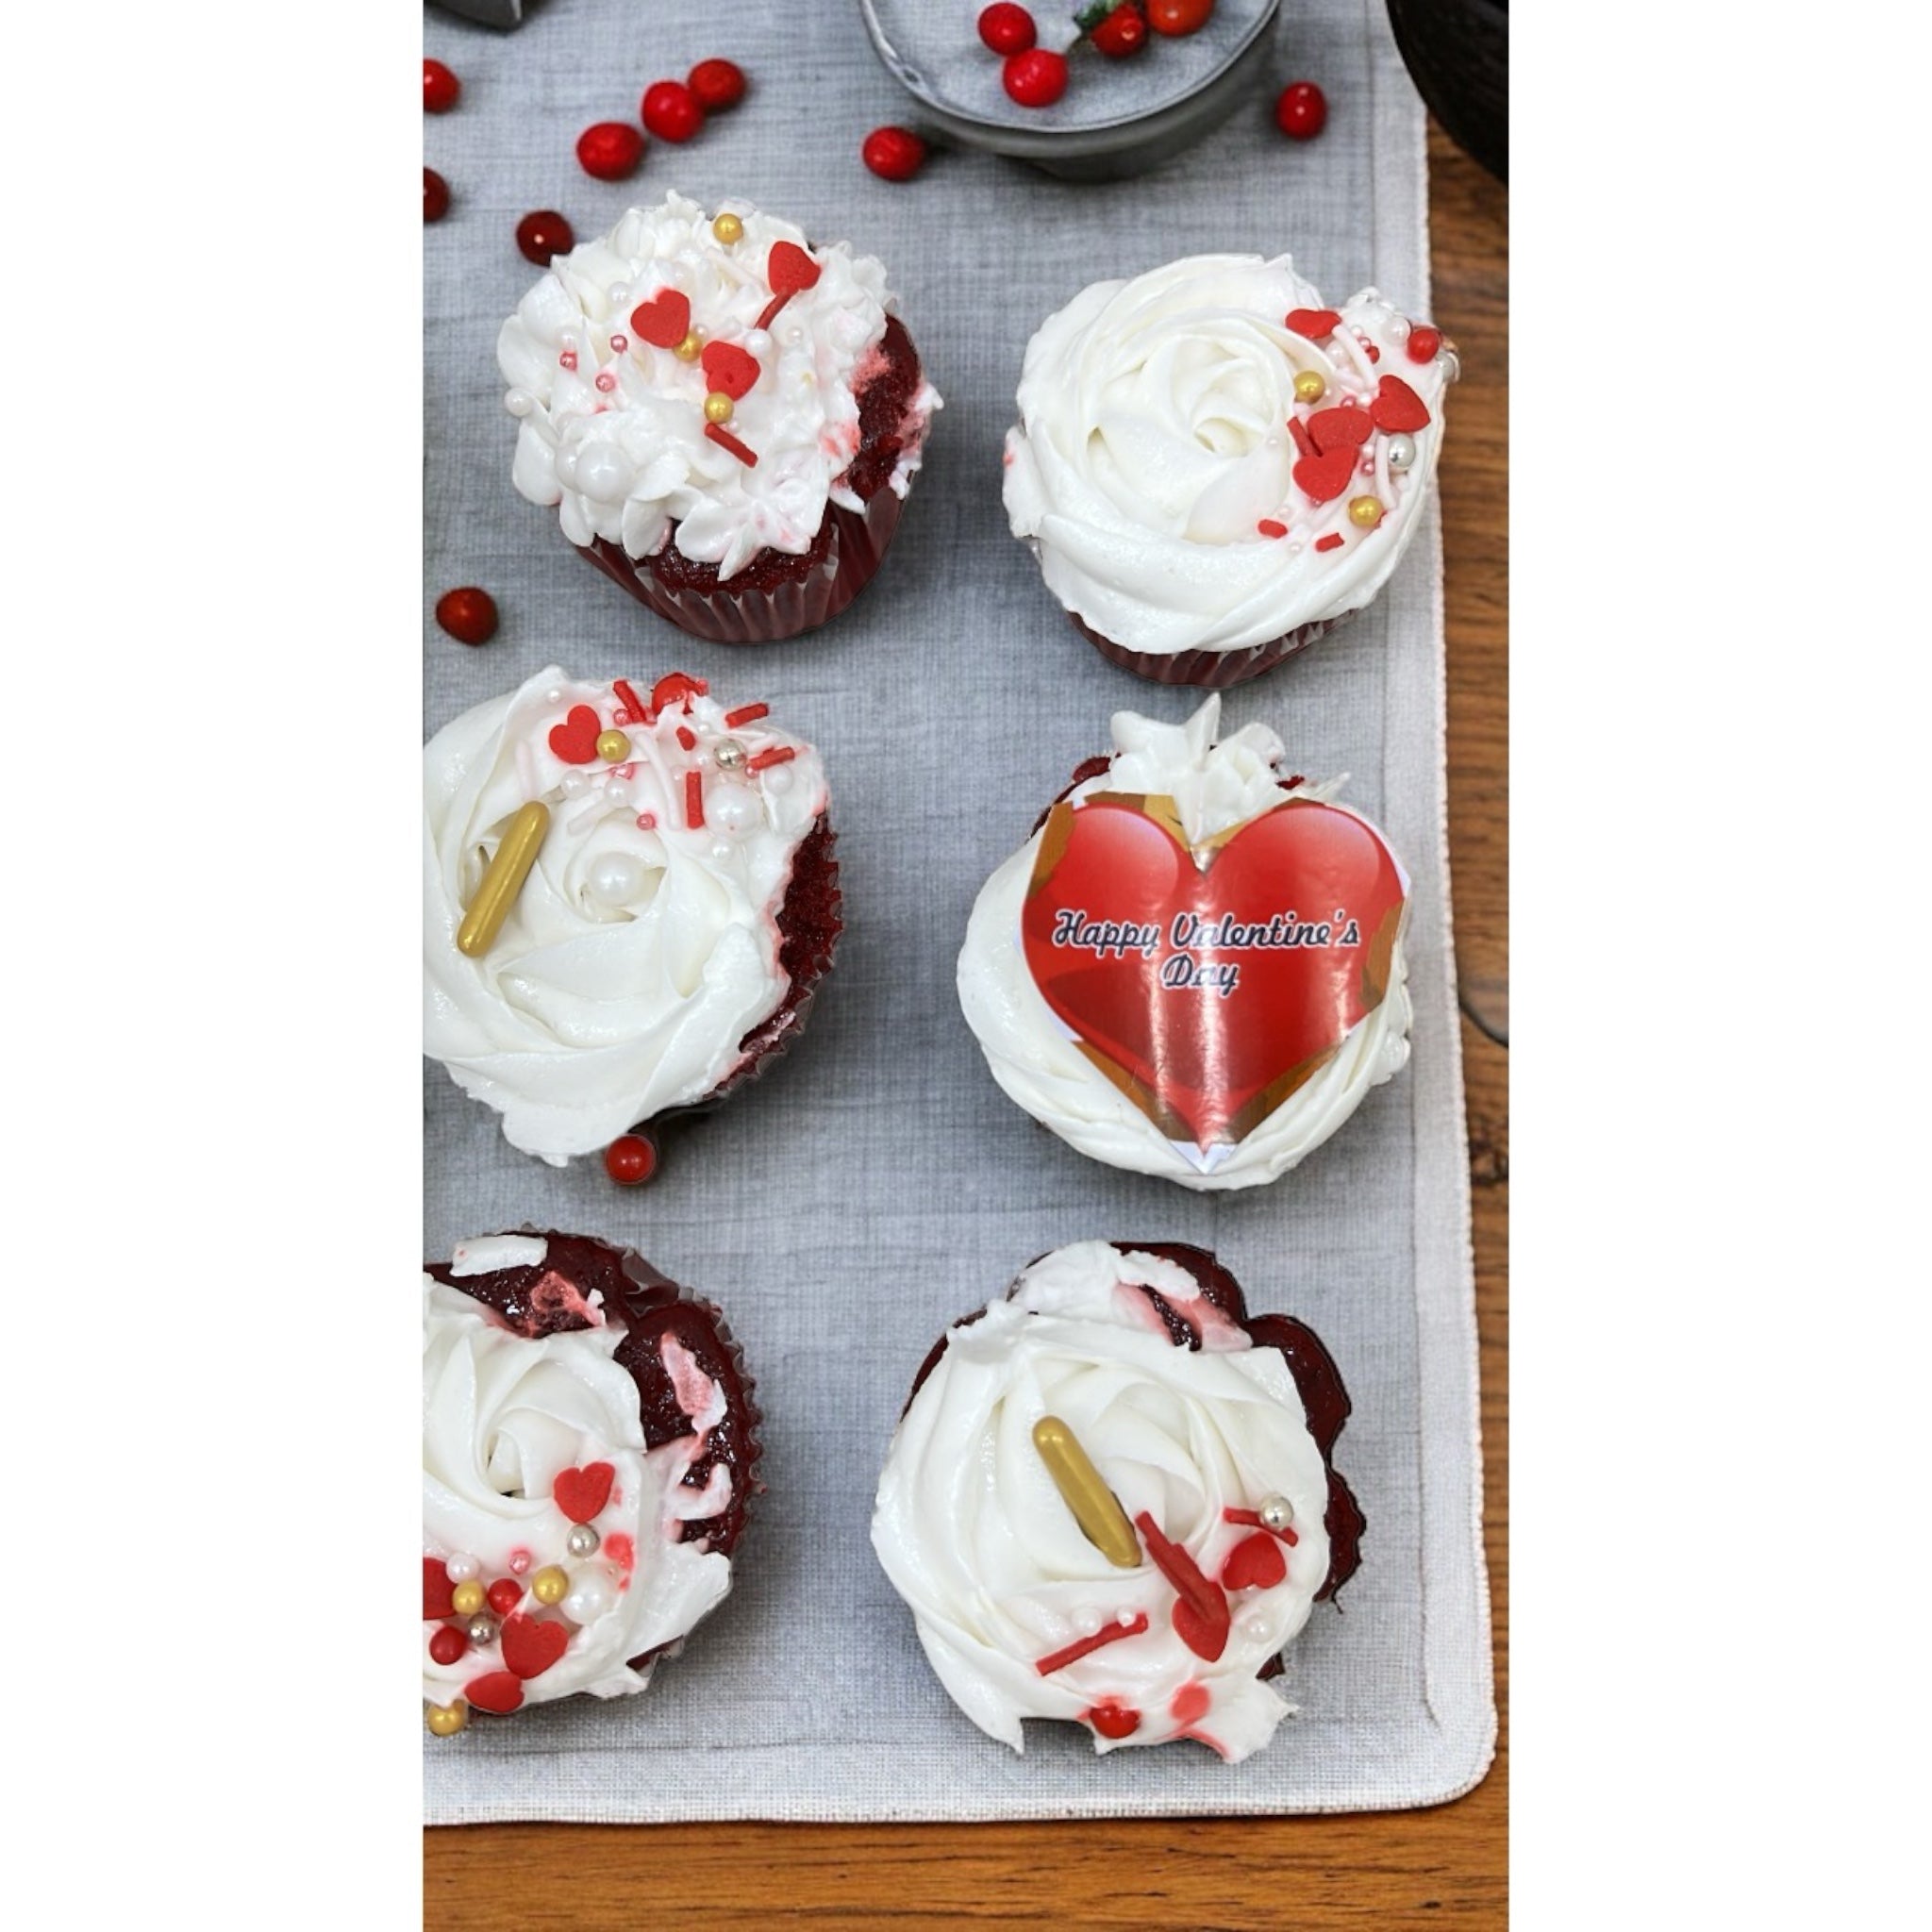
[[425, 120, 1508, 1931]]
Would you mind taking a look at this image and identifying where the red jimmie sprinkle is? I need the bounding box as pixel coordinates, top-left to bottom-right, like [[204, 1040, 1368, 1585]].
[[1365, 342, 1380, 361], [724, 702, 770, 728], [1223, 1506, 1299, 1546], [676, 725, 697, 750], [705, 422, 759, 466], [611, 678, 649, 726], [1035, 1611, 1150, 1676], [685, 770, 705, 827], [1315, 532, 1345, 552], [747, 745, 795, 773], [1287, 417, 1315, 458], [1257, 519, 1289, 539]]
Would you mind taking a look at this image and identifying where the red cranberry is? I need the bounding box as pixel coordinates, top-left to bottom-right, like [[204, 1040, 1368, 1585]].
[[435, 587, 498, 645], [604, 1134, 658, 1186], [1090, 6, 1147, 57], [688, 58, 746, 110], [576, 122, 645, 180], [978, 3, 1037, 55], [427, 1626, 467, 1666], [1274, 80, 1327, 141], [424, 167, 450, 223], [862, 125, 928, 183], [514, 209, 575, 264], [1003, 47, 1067, 108], [423, 58, 460, 114], [641, 80, 704, 143]]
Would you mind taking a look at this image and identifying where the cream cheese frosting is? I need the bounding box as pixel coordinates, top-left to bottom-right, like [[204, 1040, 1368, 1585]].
[[956, 696, 1411, 1190], [424, 665, 830, 1164], [498, 192, 940, 579], [1002, 254, 1452, 656], [871, 1241, 1336, 1761], [423, 1252, 734, 1714]]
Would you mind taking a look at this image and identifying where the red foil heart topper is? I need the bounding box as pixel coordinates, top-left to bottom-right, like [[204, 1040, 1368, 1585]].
[[1022, 791, 1407, 1166]]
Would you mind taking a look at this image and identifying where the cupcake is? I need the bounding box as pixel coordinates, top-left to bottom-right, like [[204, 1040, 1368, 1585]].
[[497, 192, 941, 642], [871, 1241, 1362, 1761], [423, 1230, 760, 1736], [1003, 253, 1454, 686], [957, 695, 1410, 1190], [425, 665, 840, 1167]]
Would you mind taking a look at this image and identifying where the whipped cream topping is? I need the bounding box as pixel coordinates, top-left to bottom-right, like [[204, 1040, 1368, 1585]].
[[425, 666, 830, 1163], [499, 193, 939, 579], [956, 697, 1411, 1190], [871, 1242, 1335, 1761], [423, 1258, 734, 1710], [1003, 254, 1452, 655]]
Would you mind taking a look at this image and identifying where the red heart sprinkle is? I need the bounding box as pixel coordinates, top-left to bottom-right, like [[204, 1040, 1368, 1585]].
[[424, 1557, 456, 1622], [700, 341, 759, 400], [628, 288, 691, 349], [767, 240, 822, 299], [499, 1613, 571, 1681], [547, 705, 604, 764], [651, 672, 708, 712], [553, 1460, 615, 1524], [1221, 1531, 1289, 1591], [1171, 1597, 1230, 1664], [463, 1671, 525, 1715], [1292, 447, 1357, 504], [1307, 406, 1372, 456], [1089, 1702, 1141, 1740], [1285, 308, 1341, 339], [1370, 375, 1432, 434], [486, 1578, 522, 1618]]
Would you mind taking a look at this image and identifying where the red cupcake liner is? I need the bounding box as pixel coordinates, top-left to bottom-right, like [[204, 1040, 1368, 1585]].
[[576, 485, 907, 644], [1074, 609, 1352, 689]]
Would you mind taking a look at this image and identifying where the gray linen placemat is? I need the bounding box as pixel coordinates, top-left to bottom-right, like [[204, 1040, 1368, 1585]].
[[424, 0, 1494, 1821]]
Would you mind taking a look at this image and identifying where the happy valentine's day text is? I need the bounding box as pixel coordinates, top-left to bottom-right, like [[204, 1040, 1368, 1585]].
[[1046, 908, 1362, 997]]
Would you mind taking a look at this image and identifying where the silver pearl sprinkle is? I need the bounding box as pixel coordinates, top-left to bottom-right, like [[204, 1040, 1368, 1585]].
[[1441, 345, 1462, 385], [712, 737, 747, 772], [1386, 433, 1417, 474], [465, 1613, 499, 1647], [1258, 1495, 1295, 1533], [566, 1523, 601, 1557]]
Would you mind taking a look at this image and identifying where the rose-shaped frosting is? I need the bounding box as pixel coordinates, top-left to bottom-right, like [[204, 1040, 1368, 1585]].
[[499, 192, 940, 580], [871, 1242, 1339, 1761], [956, 695, 1411, 1190], [425, 665, 830, 1163], [423, 1241, 735, 1711], [1003, 254, 1452, 655]]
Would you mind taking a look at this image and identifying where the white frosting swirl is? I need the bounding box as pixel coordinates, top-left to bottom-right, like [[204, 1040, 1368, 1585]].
[[425, 665, 830, 1164], [871, 1242, 1335, 1761], [1003, 255, 1449, 655], [499, 192, 938, 579], [423, 1256, 733, 1710], [956, 696, 1411, 1190]]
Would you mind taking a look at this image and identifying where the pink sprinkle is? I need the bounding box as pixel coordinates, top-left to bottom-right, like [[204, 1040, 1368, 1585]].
[[594, 371, 616, 392], [559, 351, 577, 371], [507, 1549, 532, 1575], [724, 702, 769, 728], [609, 333, 628, 352], [685, 770, 705, 827], [1257, 519, 1289, 539], [636, 812, 657, 830], [1359, 458, 1374, 474], [1315, 532, 1344, 552], [676, 724, 696, 751], [616, 763, 636, 779], [1169, 1682, 1211, 1725]]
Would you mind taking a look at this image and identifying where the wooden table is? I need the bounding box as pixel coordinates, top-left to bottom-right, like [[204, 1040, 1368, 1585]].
[[427, 122, 1507, 1928]]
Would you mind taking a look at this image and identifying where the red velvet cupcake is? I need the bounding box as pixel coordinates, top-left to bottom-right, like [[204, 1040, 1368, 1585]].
[[424, 1231, 760, 1735], [498, 193, 941, 643]]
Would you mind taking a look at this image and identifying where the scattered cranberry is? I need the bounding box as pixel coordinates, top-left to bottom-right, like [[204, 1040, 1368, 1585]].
[[1003, 47, 1068, 108], [641, 80, 704, 143], [486, 1579, 522, 1618], [688, 58, 746, 110], [1407, 325, 1442, 362], [427, 1626, 467, 1666], [978, 3, 1037, 55], [576, 121, 645, 180], [1147, 0, 1214, 31], [424, 167, 450, 223], [604, 1134, 658, 1186], [514, 209, 575, 264], [1274, 79, 1327, 140], [1090, 6, 1148, 57], [861, 125, 928, 182], [435, 587, 498, 645], [423, 58, 460, 114]]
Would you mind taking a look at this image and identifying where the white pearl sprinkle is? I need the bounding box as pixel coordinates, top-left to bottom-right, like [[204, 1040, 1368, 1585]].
[[1074, 1607, 1103, 1638], [607, 283, 630, 305], [1241, 1616, 1274, 1644], [504, 388, 535, 418], [560, 771, 585, 796], [762, 765, 792, 796], [562, 1578, 609, 1624], [443, 1553, 479, 1584], [708, 782, 761, 838], [575, 440, 631, 499], [586, 850, 649, 908]]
